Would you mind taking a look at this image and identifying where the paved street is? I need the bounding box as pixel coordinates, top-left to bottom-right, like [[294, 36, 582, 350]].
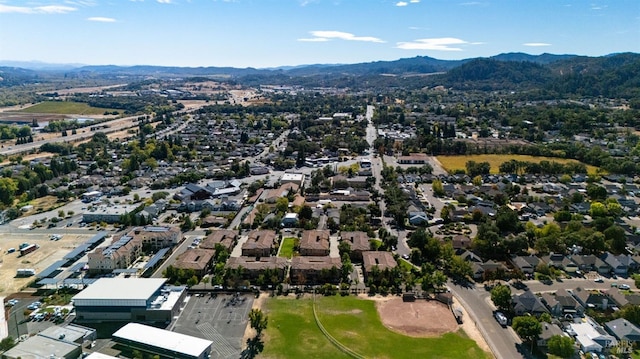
[[448, 280, 524, 359]]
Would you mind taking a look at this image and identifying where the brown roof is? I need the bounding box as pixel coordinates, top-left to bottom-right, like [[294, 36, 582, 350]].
[[291, 256, 342, 270], [266, 183, 300, 201], [340, 231, 370, 252], [242, 230, 276, 251], [300, 230, 330, 252], [174, 249, 215, 271], [201, 229, 238, 250], [362, 251, 398, 272], [226, 256, 288, 271]]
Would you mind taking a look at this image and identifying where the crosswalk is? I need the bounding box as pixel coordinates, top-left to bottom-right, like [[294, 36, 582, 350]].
[[197, 322, 239, 358]]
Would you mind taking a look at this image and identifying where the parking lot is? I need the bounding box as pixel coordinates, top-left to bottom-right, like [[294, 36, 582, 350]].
[[172, 292, 254, 359]]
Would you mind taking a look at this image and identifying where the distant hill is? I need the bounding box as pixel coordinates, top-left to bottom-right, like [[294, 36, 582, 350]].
[[1, 52, 639, 98], [490, 52, 576, 64], [0, 66, 40, 86]]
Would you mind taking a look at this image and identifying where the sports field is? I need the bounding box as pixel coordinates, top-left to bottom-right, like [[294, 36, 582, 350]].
[[17, 101, 119, 115], [261, 295, 490, 359], [436, 154, 599, 175]]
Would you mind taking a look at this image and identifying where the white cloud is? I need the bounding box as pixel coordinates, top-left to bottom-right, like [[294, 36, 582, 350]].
[[0, 4, 77, 14], [523, 42, 551, 47], [410, 0, 420, 3], [157, 0, 172, 3], [87, 17, 117, 22], [396, 37, 469, 51], [299, 31, 385, 43], [298, 37, 329, 42], [396, 1, 408, 6], [64, 0, 97, 6]]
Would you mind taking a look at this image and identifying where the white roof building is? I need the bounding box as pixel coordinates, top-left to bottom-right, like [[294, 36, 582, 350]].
[[281, 172, 305, 186], [73, 278, 167, 307], [113, 323, 212, 359], [568, 317, 617, 353]]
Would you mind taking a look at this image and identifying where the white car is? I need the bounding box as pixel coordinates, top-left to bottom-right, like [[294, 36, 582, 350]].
[[619, 284, 631, 290], [594, 277, 604, 283]]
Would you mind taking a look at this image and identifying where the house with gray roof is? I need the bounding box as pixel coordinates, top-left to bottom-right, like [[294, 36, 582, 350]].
[[512, 290, 548, 316], [605, 318, 640, 343]]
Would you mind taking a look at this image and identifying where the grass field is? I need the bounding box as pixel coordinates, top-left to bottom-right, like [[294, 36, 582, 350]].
[[261, 296, 490, 359], [17, 101, 119, 115], [279, 237, 296, 258], [436, 154, 599, 175]]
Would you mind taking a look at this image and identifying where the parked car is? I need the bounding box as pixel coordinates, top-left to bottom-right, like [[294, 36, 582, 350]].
[[594, 277, 604, 283], [619, 284, 631, 290]]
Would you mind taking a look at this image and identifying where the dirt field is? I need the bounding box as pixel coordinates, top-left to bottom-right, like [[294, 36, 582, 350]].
[[0, 233, 91, 296], [375, 297, 458, 337]]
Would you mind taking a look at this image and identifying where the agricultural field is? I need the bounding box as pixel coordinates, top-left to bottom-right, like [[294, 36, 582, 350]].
[[278, 237, 296, 258], [261, 295, 490, 359], [436, 154, 599, 175], [17, 101, 119, 115]]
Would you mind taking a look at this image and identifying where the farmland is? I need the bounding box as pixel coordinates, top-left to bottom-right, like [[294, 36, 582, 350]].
[[436, 154, 600, 175], [17, 101, 120, 115]]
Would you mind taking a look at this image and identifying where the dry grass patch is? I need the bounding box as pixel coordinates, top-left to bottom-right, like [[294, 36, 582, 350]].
[[437, 154, 599, 175]]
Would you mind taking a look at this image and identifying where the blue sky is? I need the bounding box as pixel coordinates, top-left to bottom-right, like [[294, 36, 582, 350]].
[[1, 0, 639, 68]]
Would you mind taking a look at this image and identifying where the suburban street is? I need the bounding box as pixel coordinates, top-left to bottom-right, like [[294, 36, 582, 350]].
[[449, 275, 637, 359]]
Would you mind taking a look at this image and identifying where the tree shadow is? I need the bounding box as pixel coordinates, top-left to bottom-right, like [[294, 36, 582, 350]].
[[240, 336, 264, 359]]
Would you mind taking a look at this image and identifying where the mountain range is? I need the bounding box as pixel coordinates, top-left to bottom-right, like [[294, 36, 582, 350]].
[[1, 52, 639, 98]]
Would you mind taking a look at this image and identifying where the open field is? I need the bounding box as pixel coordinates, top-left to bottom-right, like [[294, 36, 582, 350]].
[[17, 101, 120, 116], [261, 295, 490, 359], [278, 237, 296, 258], [0, 232, 91, 296], [437, 154, 599, 175]]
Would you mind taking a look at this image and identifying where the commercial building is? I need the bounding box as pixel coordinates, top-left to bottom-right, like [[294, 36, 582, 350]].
[[82, 204, 139, 224], [72, 278, 186, 323], [113, 322, 212, 359], [3, 324, 95, 359]]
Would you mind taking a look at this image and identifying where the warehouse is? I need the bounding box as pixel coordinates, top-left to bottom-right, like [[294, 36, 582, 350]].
[[113, 323, 212, 359], [72, 278, 186, 323]]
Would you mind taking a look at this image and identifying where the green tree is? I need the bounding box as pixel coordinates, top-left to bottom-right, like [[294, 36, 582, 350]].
[[512, 316, 542, 351], [0, 177, 17, 206], [432, 179, 445, 197], [547, 335, 575, 358], [490, 284, 513, 313], [248, 308, 268, 337], [0, 336, 16, 351]]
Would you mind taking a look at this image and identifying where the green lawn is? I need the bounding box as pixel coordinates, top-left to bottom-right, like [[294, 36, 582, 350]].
[[279, 237, 296, 258], [262, 295, 491, 359], [18, 101, 119, 115]]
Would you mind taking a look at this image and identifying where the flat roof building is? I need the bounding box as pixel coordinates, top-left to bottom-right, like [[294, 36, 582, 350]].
[[113, 323, 212, 359], [2, 324, 94, 359], [281, 172, 305, 187], [72, 278, 186, 323]]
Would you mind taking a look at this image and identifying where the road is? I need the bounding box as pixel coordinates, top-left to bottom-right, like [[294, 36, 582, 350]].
[[449, 276, 638, 359]]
